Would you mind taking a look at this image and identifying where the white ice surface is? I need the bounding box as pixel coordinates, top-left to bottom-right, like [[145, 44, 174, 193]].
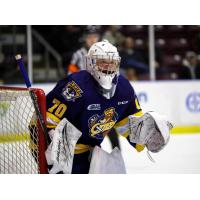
[[1, 133, 200, 174], [101, 134, 200, 173]]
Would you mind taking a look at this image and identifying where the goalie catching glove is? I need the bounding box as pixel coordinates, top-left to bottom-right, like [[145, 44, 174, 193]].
[[128, 111, 173, 153]]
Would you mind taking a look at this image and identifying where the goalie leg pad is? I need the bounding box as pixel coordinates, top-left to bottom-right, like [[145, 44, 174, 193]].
[[45, 118, 82, 174]]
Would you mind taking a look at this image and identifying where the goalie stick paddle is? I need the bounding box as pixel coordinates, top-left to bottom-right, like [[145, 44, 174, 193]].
[[15, 54, 51, 146]]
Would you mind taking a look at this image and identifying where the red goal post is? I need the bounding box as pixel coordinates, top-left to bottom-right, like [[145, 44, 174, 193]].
[[0, 86, 48, 174]]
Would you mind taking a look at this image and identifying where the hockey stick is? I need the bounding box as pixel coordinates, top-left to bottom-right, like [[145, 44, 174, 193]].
[[108, 128, 121, 150], [15, 54, 51, 146]]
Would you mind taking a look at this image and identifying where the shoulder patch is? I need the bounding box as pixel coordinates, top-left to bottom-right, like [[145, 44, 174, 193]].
[[62, 80, 83, 101]]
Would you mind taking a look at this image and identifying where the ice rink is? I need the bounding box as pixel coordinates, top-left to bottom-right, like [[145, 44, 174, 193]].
[[1, 133, 200, 174], [101, 133, 200, 173]]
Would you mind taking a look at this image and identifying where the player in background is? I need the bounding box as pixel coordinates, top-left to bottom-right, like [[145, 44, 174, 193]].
[[45, 40, 171, 173], [67, 26, 100, 74]]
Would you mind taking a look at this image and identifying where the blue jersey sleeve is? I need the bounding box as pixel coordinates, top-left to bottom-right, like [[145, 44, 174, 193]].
[[113, 80, 143, 151]]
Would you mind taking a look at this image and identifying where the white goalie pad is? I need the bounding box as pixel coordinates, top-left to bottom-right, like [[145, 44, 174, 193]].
[[128, 111, 173, 153], [45, 118, 82, 174], [89, 146, 126, 174]]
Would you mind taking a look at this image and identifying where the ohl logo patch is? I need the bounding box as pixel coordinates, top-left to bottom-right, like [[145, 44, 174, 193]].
[[62, 81, 83, 102], [88, 107, 118, 139]]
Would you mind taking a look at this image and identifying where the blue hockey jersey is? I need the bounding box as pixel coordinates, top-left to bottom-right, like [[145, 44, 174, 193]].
[[46, 70, 143, 154]]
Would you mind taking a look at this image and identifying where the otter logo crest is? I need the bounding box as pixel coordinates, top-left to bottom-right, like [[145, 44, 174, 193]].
[[62, 81, 83, 102], [88, 107, 118, 139]]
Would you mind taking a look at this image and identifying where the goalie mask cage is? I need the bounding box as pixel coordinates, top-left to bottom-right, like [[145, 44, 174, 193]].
[[0, 86, 48, 174]]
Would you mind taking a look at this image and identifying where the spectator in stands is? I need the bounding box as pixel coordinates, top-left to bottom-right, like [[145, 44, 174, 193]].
[[124, 67, 138, 81], [179, 51, 200, 79], [120, 36, 148, 79], [67, 26, 100, 74], [102, 25, 124, 49]]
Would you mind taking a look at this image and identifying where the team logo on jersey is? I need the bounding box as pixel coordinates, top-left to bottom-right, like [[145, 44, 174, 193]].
[[87, 104, 101, 110], [62, 81, 83, 102], [88, 107, 118, 139]]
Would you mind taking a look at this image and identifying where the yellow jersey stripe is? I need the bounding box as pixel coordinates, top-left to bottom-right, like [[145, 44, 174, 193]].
[[114, 110, 143, 129], [46, 112, 61, 127], [74, 144, 91, 154], [133, 110, 143, 117], [46, 125, 57, 129], [114, 117, 128, 128], [121, 131, 129, 138], [135, 144, 145, 152]]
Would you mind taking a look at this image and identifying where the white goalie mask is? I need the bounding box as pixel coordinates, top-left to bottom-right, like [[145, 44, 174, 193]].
[[86, 40, 121, 93]]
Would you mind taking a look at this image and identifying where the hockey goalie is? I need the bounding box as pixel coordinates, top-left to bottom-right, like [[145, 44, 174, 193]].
[[45, 40, 173, 174]]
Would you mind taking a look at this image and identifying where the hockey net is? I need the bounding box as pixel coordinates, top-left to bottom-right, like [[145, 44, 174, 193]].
[[0, 87, 47, 174]]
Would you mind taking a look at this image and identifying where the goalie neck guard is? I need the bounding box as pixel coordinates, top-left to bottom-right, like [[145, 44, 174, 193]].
[[85, 40, 121, 99]]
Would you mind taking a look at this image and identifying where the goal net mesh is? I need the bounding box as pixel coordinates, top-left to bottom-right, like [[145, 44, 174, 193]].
[[0, 88, 46, 174]]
